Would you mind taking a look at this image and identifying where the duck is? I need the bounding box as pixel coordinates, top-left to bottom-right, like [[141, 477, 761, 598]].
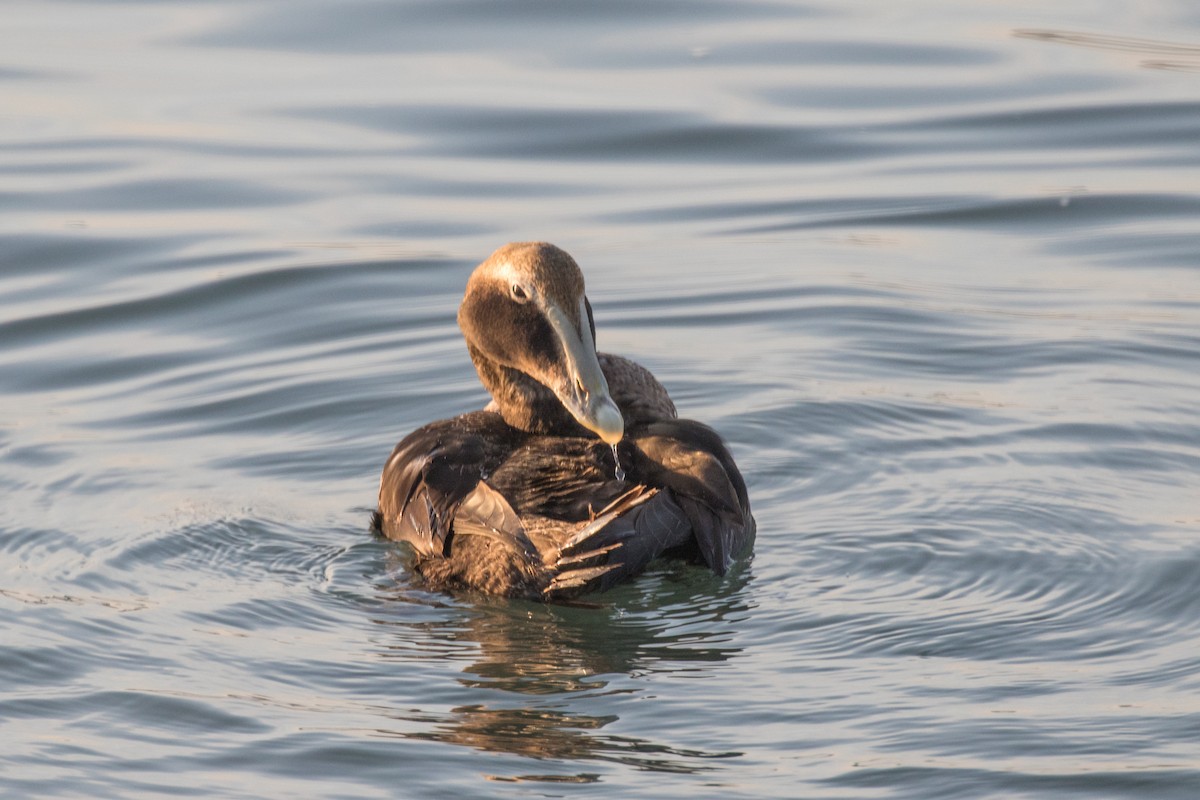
[[372, 242, 754, 600]]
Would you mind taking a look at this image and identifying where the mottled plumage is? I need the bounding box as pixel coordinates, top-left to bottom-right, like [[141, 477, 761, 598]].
[[372, 242, 754, 600]]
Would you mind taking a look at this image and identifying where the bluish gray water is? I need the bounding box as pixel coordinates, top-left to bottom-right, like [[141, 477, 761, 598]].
[[3, 1, 1200, 797]]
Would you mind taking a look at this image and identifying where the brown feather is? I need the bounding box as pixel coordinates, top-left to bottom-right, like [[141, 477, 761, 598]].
[[373, 243, 754, 600]]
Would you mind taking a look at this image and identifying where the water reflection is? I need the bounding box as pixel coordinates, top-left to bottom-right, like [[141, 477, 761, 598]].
[[371, 565, 752, 777], [402, 702, 741, 780]]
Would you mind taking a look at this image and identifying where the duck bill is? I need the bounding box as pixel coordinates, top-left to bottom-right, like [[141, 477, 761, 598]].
[[543, 300, 625, 445]]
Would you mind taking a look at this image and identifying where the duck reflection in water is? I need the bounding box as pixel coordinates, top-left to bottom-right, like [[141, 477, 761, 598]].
[[373, 242, 755, 600], [374, 562, 753, 776]]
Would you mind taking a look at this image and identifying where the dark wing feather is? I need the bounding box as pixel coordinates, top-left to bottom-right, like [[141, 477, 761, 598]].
[[452, 481, 537, 559], [374, 411, 754, 599], [546, 487, 694, 598], [632, 419, 756, 574], [375, 412, 511, 556]]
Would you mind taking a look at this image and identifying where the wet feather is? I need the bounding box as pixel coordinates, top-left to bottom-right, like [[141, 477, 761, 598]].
[[373, 243, 754, 599]]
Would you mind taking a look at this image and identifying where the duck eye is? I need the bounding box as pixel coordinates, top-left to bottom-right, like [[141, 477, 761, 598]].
[[510, 284, 529, 303]]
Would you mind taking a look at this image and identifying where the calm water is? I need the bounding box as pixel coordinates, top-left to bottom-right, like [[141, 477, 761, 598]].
[[4, 1, 1200, 797]]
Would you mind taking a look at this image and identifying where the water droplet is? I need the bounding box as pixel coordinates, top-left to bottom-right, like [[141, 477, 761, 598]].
[[610, 443, 626, 482]]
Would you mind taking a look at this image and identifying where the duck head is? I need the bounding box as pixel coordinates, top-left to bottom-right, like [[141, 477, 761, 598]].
[[459, 242, 625, 444]]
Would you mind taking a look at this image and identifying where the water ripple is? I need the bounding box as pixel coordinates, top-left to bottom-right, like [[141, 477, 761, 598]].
[[5, 0, 1200, 797]]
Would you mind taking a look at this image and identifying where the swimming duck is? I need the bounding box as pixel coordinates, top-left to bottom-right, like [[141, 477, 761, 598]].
[[372, 242, 754, 600]]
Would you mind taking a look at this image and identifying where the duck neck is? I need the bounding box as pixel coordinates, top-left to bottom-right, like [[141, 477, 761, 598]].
[[467, 344, 590, 438]]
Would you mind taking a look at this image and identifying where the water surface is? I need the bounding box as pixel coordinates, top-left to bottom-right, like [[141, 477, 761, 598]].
[[3, 1, 1200, 797]]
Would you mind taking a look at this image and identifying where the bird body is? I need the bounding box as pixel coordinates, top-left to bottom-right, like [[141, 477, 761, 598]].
[[373, 243, 754, 600]]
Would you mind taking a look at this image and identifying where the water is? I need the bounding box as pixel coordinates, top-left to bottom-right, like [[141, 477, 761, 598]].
[[3, 0, 1200, 797], [610, 444, 626, 483]]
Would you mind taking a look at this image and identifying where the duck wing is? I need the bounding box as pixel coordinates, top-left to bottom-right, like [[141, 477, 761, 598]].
[[537, 418, 757, 597], [374, 411, 524, 557], [544, 485, 693, 597], [631, 418, 756, 575], [373, 413, 754, 599]]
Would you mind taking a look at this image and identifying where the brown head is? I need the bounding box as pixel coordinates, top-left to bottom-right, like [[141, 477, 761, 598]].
[[459, 242, 624, 444]]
